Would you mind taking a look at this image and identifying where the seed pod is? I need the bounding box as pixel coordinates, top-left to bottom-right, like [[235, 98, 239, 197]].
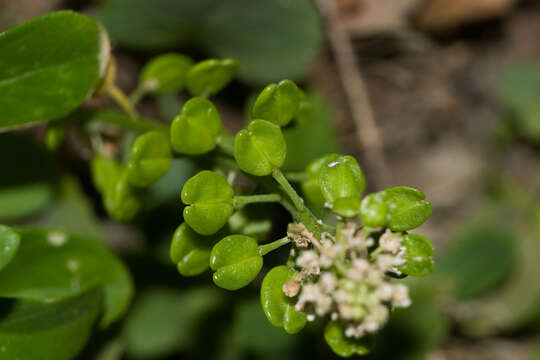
[[319, 155, 366, 218], [260, 265, 306, 334], [186, 58, 238, 96], [140, 53, 193, 94], [251, 80, 300, 126], [181, 171, 234, 235], [234, 119, 286, 176], [170, 97, 222, 155], [126, 130, 171, 187], [301, 153, 340, 208], [397, 233, 435, 276], [210, 235, 262, 290]]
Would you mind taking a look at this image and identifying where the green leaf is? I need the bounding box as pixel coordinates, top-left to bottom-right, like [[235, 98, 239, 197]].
[[126, 130, 172, 187], [0, 11, 109, 129], [319, 155, 366, 215], [0, 288, 102, 360], [170, 96, 223, 155], [0, 134, 56, 221], [0, 227, 133, 327], [251, 80, 300, 126], [210, 235, 262, 290], [140, 53, 193, 94], [0, 225, 20, 271], [201, 0, 322, 84], [123, 287, 222, 359], [398, 234, 435, 277], [181, 171, 234, 235], [98, 0, 321, 85], [324, 321, 372, 357], [436, 226, 516, 300], [91, 155, 121, 194], [234, 120, 286, 176], [260, 266, 306, 334], [86, 109, 159, 132], [170, 223, 221, 276], [186, 58, 238, 96]]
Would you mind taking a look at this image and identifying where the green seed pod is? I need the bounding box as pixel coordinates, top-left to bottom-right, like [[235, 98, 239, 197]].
[[186, 58, 238, 96], [210, 235, 263, 290], [360, 186, 432, 231], [301, 153, 340, 208], [234, 119, 286, 176], [170, 223, 221, 276], [91, 155, 122, 194], [261, 265, 306, 334], [251, 80, 300, 127], [103, 170, 142, 222], [170, 97, 222, 155], [181, 171, 234, 235], [319, 155, 366, 217], [126, 130, 172, 187], [324, 322, 373, 357], [385, 186, 432, 231], [140, 53, 193, 94], [397, 233, 435, 276]]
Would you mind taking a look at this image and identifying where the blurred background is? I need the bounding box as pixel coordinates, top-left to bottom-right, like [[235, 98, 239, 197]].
[[2, 0, 540, 359]]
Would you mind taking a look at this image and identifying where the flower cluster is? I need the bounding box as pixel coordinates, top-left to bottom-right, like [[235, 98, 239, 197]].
[[286, 224, 412, 339]]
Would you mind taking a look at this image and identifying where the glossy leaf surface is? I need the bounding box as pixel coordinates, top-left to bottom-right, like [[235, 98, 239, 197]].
[[398, 234, 435, 277], [127, 130, 172, 187], [251, 80, 300, 126], [186, 58, 237, 96], [140, 53, 193, 94]]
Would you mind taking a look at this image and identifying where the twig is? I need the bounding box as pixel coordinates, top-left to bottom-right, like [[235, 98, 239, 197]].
[[316, 0, 390, 186]]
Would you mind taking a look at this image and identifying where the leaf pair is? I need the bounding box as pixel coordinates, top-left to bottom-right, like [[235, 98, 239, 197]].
[[398, 234, 435, 277], [170, 223, 220, 276], [126, 130, 172, 187], [251, 80, 301, 127], [360, 186, 432, 231], [324, 322, 373, 357]]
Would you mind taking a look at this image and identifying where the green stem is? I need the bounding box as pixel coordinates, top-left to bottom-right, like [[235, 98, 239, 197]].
[[258, 237, 291, 256], [129, 84, 149, 106], [233, 194, 281, 208], [284, 172, 309, 182], [107, 85, 136, 117], [272, 168, 322, 237]]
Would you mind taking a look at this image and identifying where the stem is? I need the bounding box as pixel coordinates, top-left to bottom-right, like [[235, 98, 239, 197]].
[[272, 168, 305, 211], [233, 194, 281, 208], [272, 168, 323, 237], [284, 172, 309, 182], [258, 237, 291, 256], [129, 84, 149, 106], [107, 85, 136, 117]]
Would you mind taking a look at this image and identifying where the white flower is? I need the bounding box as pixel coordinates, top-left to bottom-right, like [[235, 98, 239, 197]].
[[375, 283, 394, 301], [296, 250, 320, 274], [379, 230, 403, 254], [392, 284, 411, 308], [319, 272, 337, 293]]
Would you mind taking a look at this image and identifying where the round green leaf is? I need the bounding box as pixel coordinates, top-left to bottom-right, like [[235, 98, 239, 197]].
[[320, 155, 366, 206], [0, 288, 102, 360], [332, 197, 362, 218], [0, 11, 110, 130], [301, 153, 340, 208], [181, 171, 234, 235], [186, 58, 238, 96], [126, 130, 172, 187], [324, 321, 373, 357], [398, 234, 435, 277], [170, 96, 222, 155], [91, 155, 121, 194], [0, 227, 133, 327], [260, 265, 306, 334], [140, 53, 193, 94], [251, 80, 300, 126], [170, 223, 221, 276], [234, 119, 286, 176], [210, 235, 263, 290], [0, 225, 20, 271]]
